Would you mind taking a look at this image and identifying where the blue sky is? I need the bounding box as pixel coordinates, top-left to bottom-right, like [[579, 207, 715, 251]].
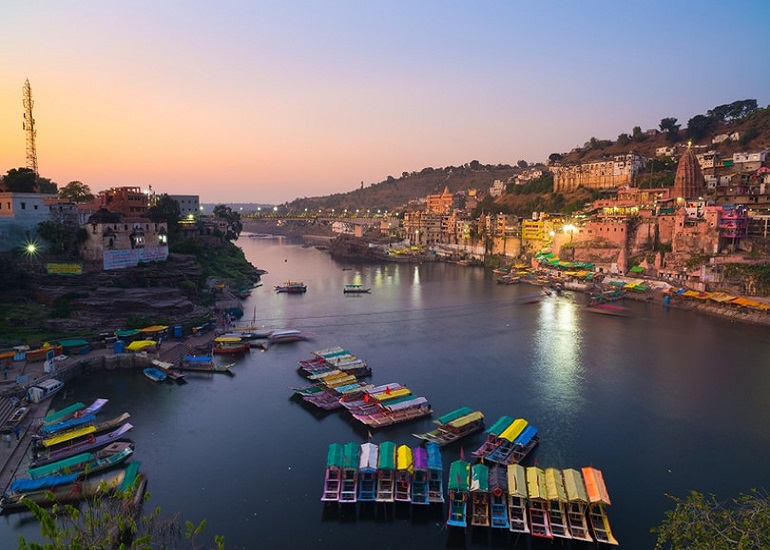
[[1, 1, 768, 203]]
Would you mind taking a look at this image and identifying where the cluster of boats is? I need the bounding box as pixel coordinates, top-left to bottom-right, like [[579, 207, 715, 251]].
[[0, 397, 145, 512], [471, 415, 540, 465], [321, 441, 445, 506]]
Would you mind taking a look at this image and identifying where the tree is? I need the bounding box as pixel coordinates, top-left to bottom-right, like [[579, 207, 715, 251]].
[[59, 180, 95, 203], [212, 204, 243, 241], [659, 117, 680, 142], [517, 160, 528, 169], [653, 489, 770, 549], [3, 167, 37, 192], [632, 126, 646, 142], [686, 114, 715, 141], [36, 221, 88, 256], [548, 153, 563, 163], [617, 133, 630, 146], [147, 194, 182, 241], [37, 176, 58, 194]]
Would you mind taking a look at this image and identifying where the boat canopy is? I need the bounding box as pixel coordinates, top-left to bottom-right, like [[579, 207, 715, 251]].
[[140, 325, 168, 333], [545, 468, 568, 502], [365, 383, 402, 395], [58, 338, 90, 349], [182, 354, 213, 363], [582, 466, 611, 505], [489, 465, 507, 493], [120, 461, 141, 492], [43, 402, 85, 425], [470, 463, 489, 492], [437, 406, 474, 425], [377, 394, 418, 408], [27, 452, 93, 479], [386, 396, 427, 412], [426, 441, 443, 471], [562, 468, 589, 503], [342, 442, 360, 470], [41, 425, 97, 448], [449, 411, 484, 429], [125, 340, 156, 352], [372, 387, 411, 401], [506, 464, 527, 498], [214, 336, 242, 343], [448, 460, 470, 491], [485, 416, 514, 435], [396, 445, 413, 473], [359, 442, 378, 471], [114, 329, 141, 338], [513, 425, 538, 447], [10, 472, 79, 493], [326, 443, 344, 469], [40, 414, 96, 436], [499, 418, 528, 442], [377, 441, 396, 470], [526, 466, 548, 500], [413, 446, 428, 471]]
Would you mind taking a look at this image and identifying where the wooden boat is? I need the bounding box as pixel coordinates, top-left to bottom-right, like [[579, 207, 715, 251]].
[[413, 407, 484, 446], [34, 413, 131, 451], [32, 423, 133, 467], [151, 359, 187, 383], [351, 397, 432, 428], [143, 367, 167, 383], [320, 443, 344, 502], [338, 442, 360, 504], [487, 422, 539, 465], [585, 303, 630, 317], [582, 466, 619, 545], [269, 329, 314, 344], [526, 466, 553, 539], [26, 441, 135, 480], [472, 416, 514, 458], [212, 337, 250, 355], [178, 355, 234, 374], [410, 446, 429, 505], [507, 463, 530, 534], [27, 379, 65, 403], [42, 398, 108, 427], [562, 468, 593, 542], [0, 464, 140, 512], [375, 441, 396, 503], [545, 467, 572, 539], [446, 460, 470, 528], [394, 444, 413, 502], [0, 407, 29, 433], [470, 462, 490, 527], [484, 418, 528, 463], [275, 281, 307, 293], [357, 442, 378, 502], [489, 465, 509, 529], [425, 441, 444, 504], [343, 284, 371, 294]]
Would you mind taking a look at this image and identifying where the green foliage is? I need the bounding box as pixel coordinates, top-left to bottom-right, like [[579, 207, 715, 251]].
[[37, 177, 58, 195], [172, 238, 258, 289], [659, 117, 680, 142], [686, 114, 716, 141], [212, 205, 243, 241], [4, 167, 37, 192], [638, 173, 676, 189], [686, 253, 711, 269], [146, 195, 181, 241], [740, 127, 759, 146], [509, 173, 554, 195], [58, 181, 95, 203], [632, 126, 646, 142], [707, 99, 759, 122], [653, 489, 770, 549]]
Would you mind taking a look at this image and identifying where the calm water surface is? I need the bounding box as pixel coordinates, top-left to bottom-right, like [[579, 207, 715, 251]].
[[3, 234, 770, 549]]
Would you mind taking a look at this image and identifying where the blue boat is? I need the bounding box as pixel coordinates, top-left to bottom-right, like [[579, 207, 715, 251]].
[[489, 465, 510, 529], [143, 367, 167, 383], [426, 441, 445, 504]]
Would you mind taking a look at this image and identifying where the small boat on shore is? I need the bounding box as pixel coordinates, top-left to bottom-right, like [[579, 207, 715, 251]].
[[586, 304, 630, 317], [27, 379, 65, 403], [275, 281, 307, 293], [143, 367, 167, 383], [343, 284, 371, 294], [0, 407, 29, 433], [212, 336, 250, 355], [31, 423, 134, 467]]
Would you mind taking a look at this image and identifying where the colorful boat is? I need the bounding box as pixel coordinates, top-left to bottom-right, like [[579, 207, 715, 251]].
[[425, 442, 445, 504], [178, 355, 234, 374], [32, 423, 134, 467], [585, 303, 630, 317], [484, 418, 527, 462], [394, 444, 413, 502], [447, 460, 470, 528], [350, 397, 432, 429], [470, 462, 490, 527], [338, 442, 360, 504], [484, 419, 539, 465], [410, 446, 429, 505], [269, 329, 314, 344], [375, 441, 396, 503], [472, 415, 514, 458], [212, 337, 250, 355], [26, 441, 135, 480], [343, 284, 371, 294], [42, 398, 108, 428], [582, 466, 618, 545], [321, 443, 344, 502], [0, 407, 29, 433], [357, 442, 378, 502], [546, 467, 572, 539], [35, 413, 131, 451], [275, 281, 307, 293], [27, 379, 65, 403], [562, 468, 593, 542], [412, 407, 484, 446], [507, 463, 530, 534], [489, 465, 509, 529], [143, 367, 167, 382], [526, 466, 553, 539]]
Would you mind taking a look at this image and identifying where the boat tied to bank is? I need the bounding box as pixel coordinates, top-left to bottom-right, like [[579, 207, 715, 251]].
[[412, 406, 484, 446]]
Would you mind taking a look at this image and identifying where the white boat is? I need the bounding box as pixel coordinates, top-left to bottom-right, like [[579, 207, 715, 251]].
[[27, 379, 64, 403]]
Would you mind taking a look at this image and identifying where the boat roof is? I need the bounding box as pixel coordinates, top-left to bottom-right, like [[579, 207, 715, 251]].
[[470, 463, 489, 492], [125, 340, 156, 351], [499, 418, 528, 442], [365, 382, 402, 394], [377, 441, 396, 470], [545, 468, 568, 502], [437, 406, 474, 425], [43, 402, 84, 425], [425, 441, 443, 471], [182, 354, 213, 362], [114, 329, 140, 337], [582, 466, 611, 505], [506, 463, 527, 497], [489, 465, 508, 492], [359, 442, 378, 471], [396, 445, 413, 472], [485, 415, 514, 435], [513, 424, 538, 446], [326, 443, 344, 468], [119, 461, 141, 492], [214, 336, 242, 343], [562, 468, 589, 503], [342, 442, 360, 470], [376, 394, 417, 408], [40, 414, 96, 436], [372, 387, 411, 401], [27, 452, 94, 479], [140, 325, 168, 333], [58, 338, 90, 348], [526, 466, 548, 500], [386, 396, 427, 412], [448, 411, 484, 429], [413, 446, 428, 471], [448, 460, 470, 491], [11, 472, 79, 493]]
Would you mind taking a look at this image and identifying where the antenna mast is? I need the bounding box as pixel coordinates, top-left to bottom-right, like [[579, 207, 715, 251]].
[[22, 79, 39, 182]]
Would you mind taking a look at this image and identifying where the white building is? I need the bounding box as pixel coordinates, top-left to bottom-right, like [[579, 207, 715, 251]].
[[0, 192, 56, 251], [168, 194, 200, 217]]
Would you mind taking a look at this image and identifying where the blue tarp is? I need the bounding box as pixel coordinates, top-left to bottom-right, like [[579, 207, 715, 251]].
[[513, 425, 538, 447], [40, 414, 96, 436], [10, 473, 78, 493], [426, 441, 443, 471], [183, 355, 213, 363]]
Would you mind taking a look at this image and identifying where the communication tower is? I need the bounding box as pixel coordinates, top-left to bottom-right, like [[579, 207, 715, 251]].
[[22, 78, 39, 181]]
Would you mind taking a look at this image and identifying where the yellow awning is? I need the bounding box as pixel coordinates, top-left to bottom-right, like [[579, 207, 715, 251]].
[[140, 325, 169, 333], [126, 340, 156, 351]]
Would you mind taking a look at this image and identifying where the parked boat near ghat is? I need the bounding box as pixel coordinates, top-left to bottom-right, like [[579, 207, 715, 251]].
[[357, 442, 378, 502], [412, 407, 484, 446], [507, 463, 530, 534], [25, 441, 135, 480], [527, 466, 553, 539], [275, 281, 307, 293], [469, 462, 490, 528], [473, 417, 539, 465], [394, 444, 413, 503], [582, 466, 619, 545], [343, 284, 371, 294], [375, 441, 396, 503], [32, 423, 134, 467], [446, 459, 470, 528], [177, 355, 234, 375], [425, 441, 444, 504]]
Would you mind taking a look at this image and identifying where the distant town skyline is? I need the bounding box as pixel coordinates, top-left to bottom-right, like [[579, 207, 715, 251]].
[[2, 1, 769, 204]]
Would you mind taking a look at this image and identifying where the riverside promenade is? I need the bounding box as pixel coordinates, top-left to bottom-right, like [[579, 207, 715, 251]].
[[0, 326, 220, 497]]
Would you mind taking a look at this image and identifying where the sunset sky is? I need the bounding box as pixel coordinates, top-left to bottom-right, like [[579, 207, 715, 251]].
[[2, 1, 769, 204]]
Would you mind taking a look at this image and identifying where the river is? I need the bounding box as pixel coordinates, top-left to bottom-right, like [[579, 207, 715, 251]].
[[2, 234, 770, 549]]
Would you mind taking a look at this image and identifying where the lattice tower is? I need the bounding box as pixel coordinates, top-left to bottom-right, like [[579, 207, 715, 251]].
[[22, 78, 39, 179]]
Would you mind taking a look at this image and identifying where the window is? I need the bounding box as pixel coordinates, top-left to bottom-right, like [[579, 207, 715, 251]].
[[21, 202, 26, 209]]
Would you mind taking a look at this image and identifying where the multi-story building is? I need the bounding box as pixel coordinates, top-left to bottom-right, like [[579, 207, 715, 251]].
[[80, 208, 168, 270], [551, 153, 647, 192], [168, 194, 201, 217], [425, 186, 453, 214], [98, 187, 149, 217], [0, 191, 56, 251]]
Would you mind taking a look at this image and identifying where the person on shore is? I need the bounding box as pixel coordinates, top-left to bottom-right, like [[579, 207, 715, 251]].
[[13, 426, 20, 440]]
